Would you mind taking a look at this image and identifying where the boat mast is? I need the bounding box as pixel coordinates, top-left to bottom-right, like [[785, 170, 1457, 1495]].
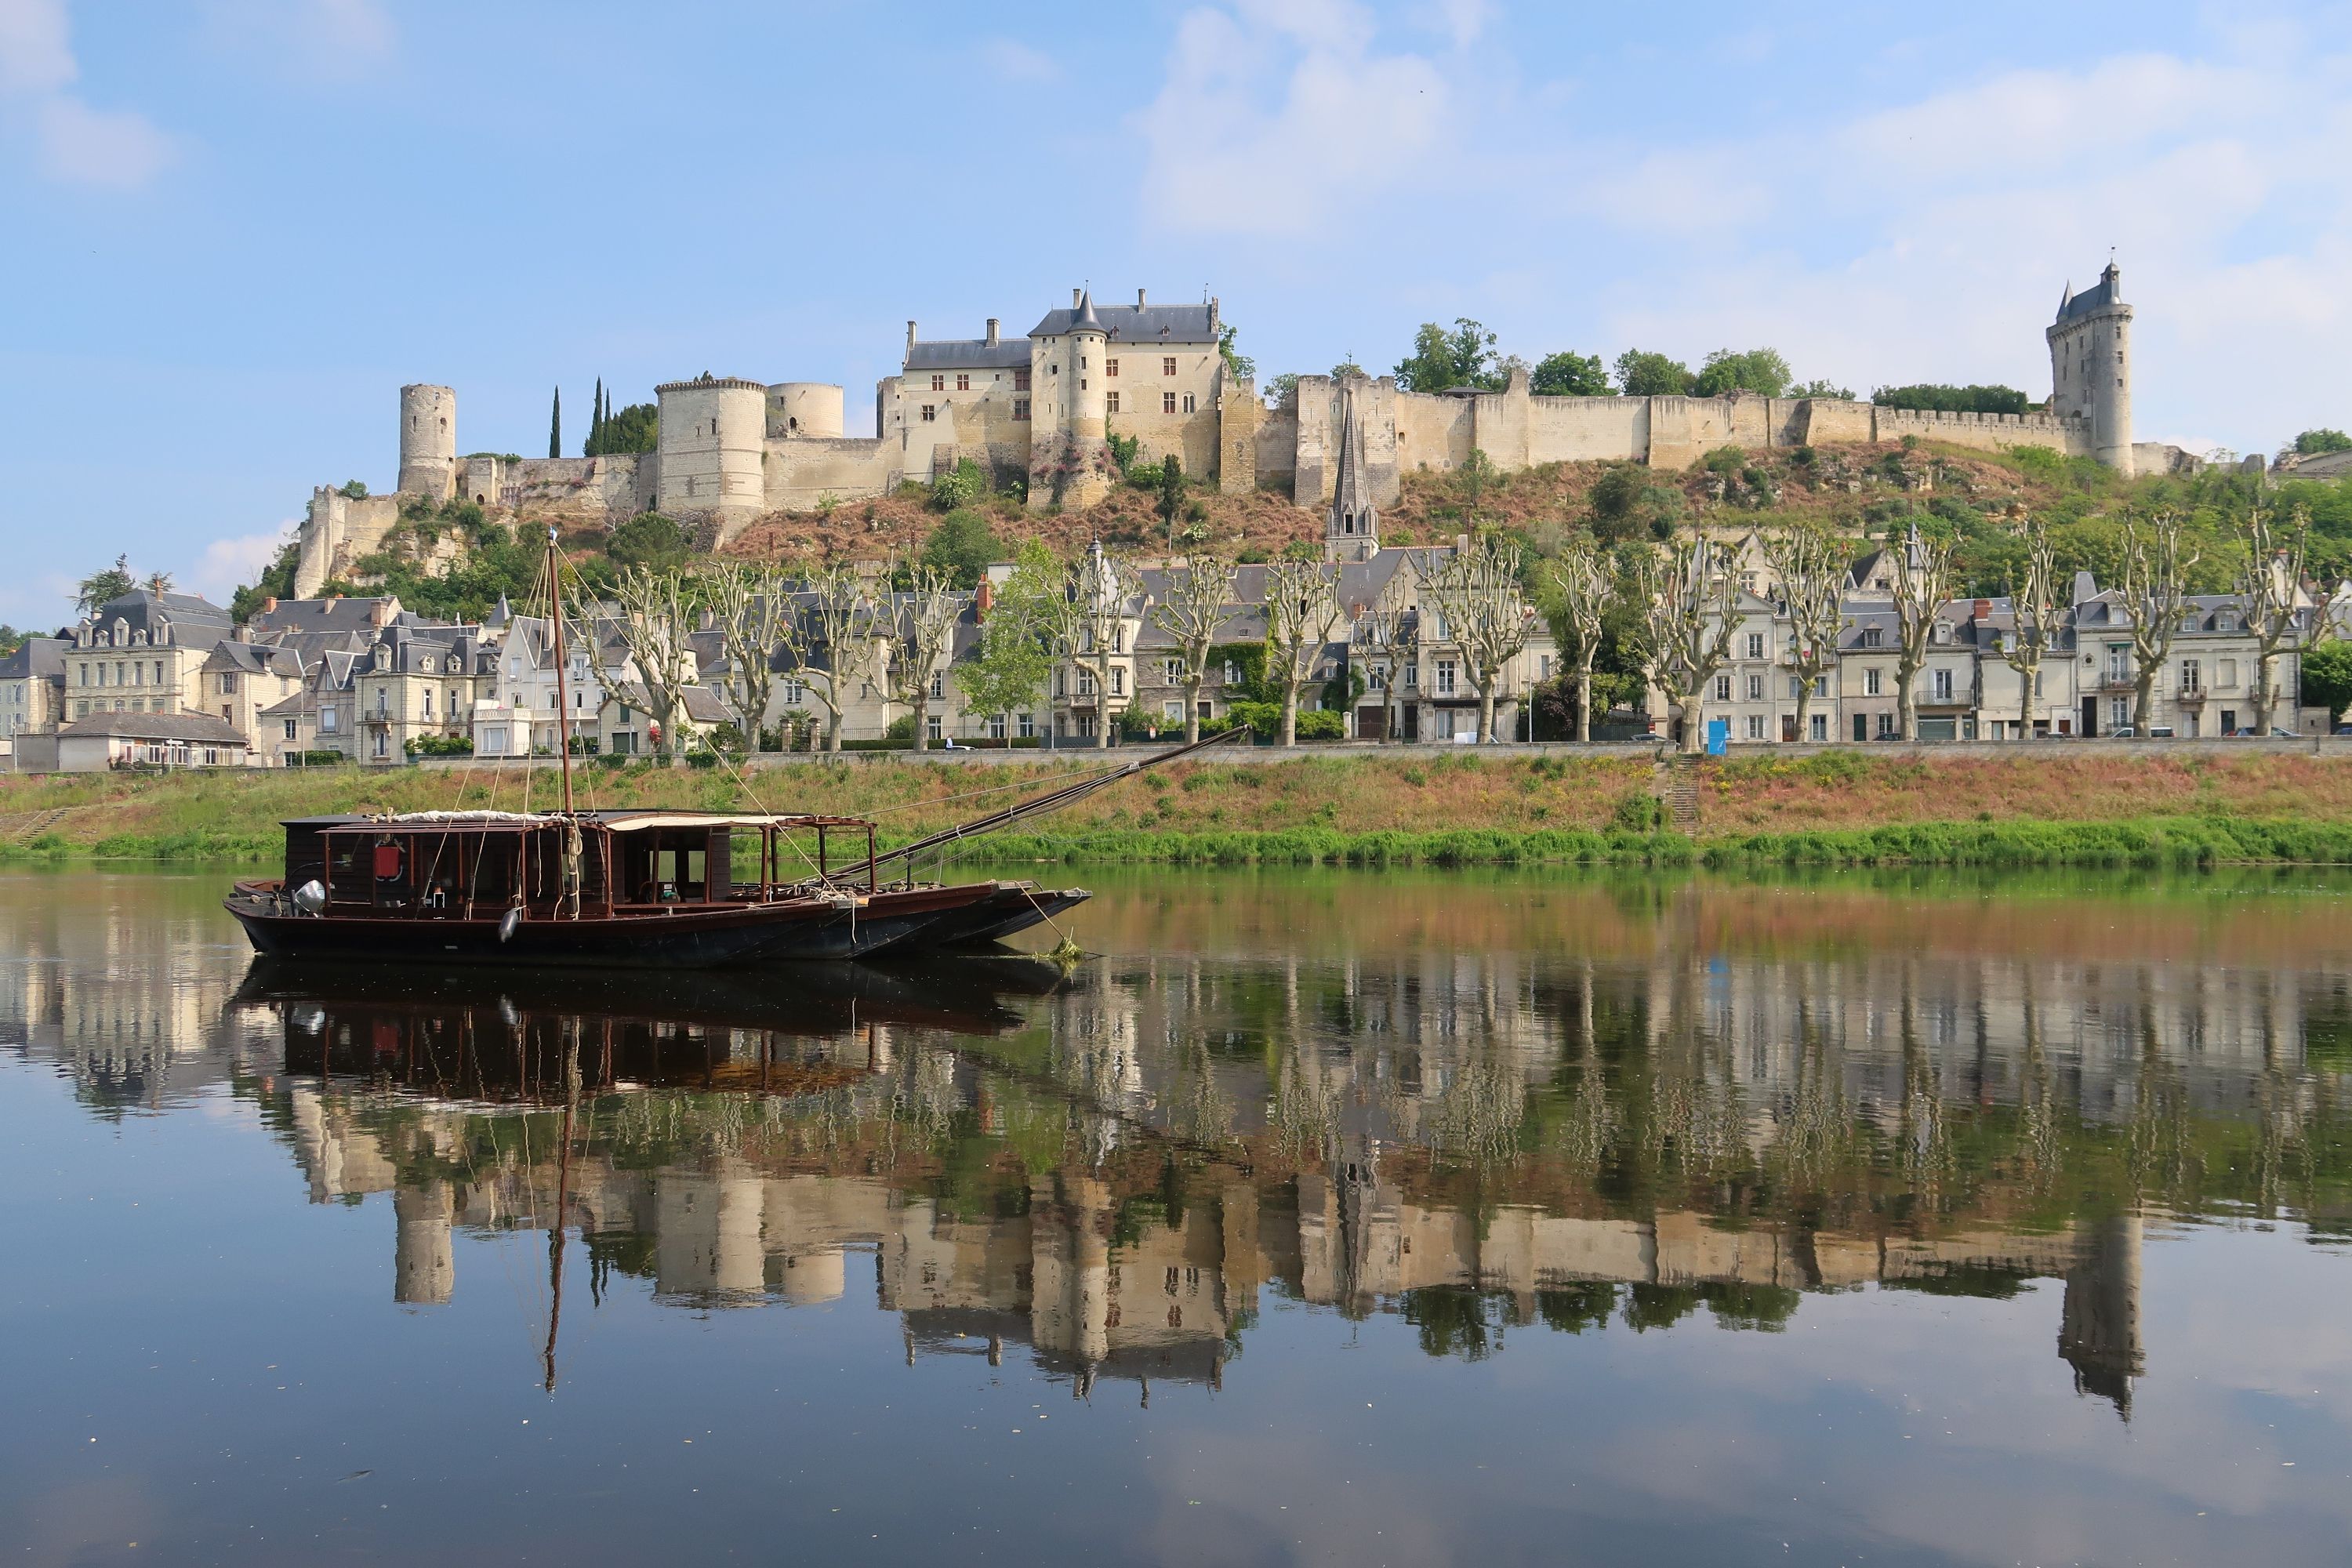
[[546, 526, 575, 818]]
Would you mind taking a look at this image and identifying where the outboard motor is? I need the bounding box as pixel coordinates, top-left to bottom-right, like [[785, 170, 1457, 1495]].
[[292, 880, 327, 915]]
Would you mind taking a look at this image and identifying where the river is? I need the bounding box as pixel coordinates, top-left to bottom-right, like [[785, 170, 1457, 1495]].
[[4, 866, 2350, 1565]]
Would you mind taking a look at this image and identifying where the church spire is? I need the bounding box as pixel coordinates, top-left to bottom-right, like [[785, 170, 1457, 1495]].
[[1326, 379, 1378, 562]]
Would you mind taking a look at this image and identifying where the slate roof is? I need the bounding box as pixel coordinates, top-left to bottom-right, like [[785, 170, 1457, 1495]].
[[247, 597, 410, 638], [2055, 265, 2122, 325], [58, 711, 249, 744], [82, 589, 233, 650], [1027, 301, 1218, 343], [204, 640, 304, 677], [0, 637, 67, 681], [905, 338, 1033, 372]]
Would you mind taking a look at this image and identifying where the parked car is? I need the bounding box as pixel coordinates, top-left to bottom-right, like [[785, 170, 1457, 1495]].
[[2334, 723, 2352, 736], [2270, 728, 2302, 738]]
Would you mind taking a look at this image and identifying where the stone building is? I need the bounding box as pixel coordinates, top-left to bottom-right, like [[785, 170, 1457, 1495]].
[[0, 637, 67, 747], [60, 589, 234, 726]]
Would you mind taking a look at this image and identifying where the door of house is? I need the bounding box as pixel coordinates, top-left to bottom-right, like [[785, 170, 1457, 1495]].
[[1853, 713, 1867, 742], [1356, 705, 1386, 741], [1781, 715, 1797, 742], [1402, 706, 1419, 742], [2081, 697, 2100, 737]]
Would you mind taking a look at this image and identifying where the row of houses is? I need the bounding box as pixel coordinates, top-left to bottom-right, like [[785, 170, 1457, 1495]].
[[1672, 531, 2342, 746]]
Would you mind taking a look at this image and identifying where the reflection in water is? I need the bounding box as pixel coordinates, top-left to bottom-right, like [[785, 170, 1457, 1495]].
[[78, 870, 2333, 1423]]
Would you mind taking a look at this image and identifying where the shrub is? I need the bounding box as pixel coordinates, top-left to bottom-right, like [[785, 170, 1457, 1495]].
[[1611, 789, 1664, 831], [404, 734, 473, 757]]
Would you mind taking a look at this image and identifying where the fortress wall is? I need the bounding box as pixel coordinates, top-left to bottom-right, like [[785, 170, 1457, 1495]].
[[1798, 399, 1875, 445], [1254, 409, 1298, 488], [762, 436, 898, 514], [1392, 389, 1475, 477], [1291, 376, 1336, 505], [1468, 380, 1531, 470], [1525, 395, 1649, 464], [1112, 407, 1221, 481], [296, 489, 405, 597], [1872, 405, 2085, 458]]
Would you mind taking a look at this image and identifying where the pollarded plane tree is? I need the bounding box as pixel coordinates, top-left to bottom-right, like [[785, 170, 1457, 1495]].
[[2236, 504, 2311, 734], [608, 564, 706, 757], [700, 561, 789, 749], [1147, 550, 1236, 745], [1545, 537, 1613, 744], [1261, 557, 1345, 748], [2121, 510, 2199, 735], [877, 561, 964, 752], [1422, 532, 1536, 744], [1998, 517, 2059, 739], [1354, 569, 1415, 744], [1632, 532, 1737, 754], [774, 564, 865, 753], [1061, 542, 1142, 750], [1889, 524, 1958, 742], [1762, 523, 1845, 744]]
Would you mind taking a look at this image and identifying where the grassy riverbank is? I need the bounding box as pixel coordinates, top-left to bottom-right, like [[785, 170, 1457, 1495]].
[[5, 749, 2352, 868]]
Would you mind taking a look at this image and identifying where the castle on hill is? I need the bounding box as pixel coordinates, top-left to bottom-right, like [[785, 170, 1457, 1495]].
[[295, 263, 2187, 597]]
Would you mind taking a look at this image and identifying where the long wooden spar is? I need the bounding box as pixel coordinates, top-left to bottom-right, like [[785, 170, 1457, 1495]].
[[848, 724, 1251, 884]]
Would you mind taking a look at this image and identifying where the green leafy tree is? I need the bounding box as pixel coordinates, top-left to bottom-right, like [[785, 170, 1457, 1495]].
[[930, 456, 989, 511], [585, 377, 604, 456], [922, 507, 1002, 589], [1531, 350, 1610, 397], [2300, 637, 2352, 722], [76, 555, 135, 613], [337, 479, 369, 499], [1692, 347, 1793, 398], [2292, 429, 2352, 456], [607, 512, 690, 570], [0, 625, 26, 655], [1265, 372, 1300, 408], [1395, 318, 1504, 394], [1612, 350, 1696, 397], [230, 539, 302, 623], [1872, 383, 2032, 416], [1790, 377, 1856, 401], [548, 386, 562, 459], [1218, 324, 1254, 382], [956, 539, 1060, 732], [1456, 447, 1500, 512], [1330, 358, 1366, 379], [585, 401, 659, 457]]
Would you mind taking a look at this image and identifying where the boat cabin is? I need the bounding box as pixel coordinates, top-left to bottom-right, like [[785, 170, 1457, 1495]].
[[278, 811, 879, 920]]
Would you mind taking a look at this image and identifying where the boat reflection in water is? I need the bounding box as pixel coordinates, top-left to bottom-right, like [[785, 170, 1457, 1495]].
[[219, 928, 2280, 1417]]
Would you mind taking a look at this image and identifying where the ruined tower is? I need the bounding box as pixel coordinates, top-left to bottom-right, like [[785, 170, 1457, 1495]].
[[397, 383, 458, 500], [655, 374, 769, 535], [2046, 260, 2134, 477]]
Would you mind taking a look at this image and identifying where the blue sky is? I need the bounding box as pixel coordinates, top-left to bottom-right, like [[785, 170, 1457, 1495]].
[[4, 0, 2349, 627]]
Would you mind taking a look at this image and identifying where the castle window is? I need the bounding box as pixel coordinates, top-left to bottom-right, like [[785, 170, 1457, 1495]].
[[1163, 392, 1177, 415], [956, 373, 970, 392], [1106, 392, 1120, 414], [920, 405, 935, 423], [1163, 357, 1177, 376], [1014, 370, 1031, 391], [1182, 392, 1196, 414], [931, 375, 944, 392], [1080, 379, 1087, 391], [1014, 399, 1030, 420], [1106, 359, 1119, 378]]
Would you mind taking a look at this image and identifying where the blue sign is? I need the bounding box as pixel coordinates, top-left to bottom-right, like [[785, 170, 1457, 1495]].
[[1705, 719, 1730, 757]]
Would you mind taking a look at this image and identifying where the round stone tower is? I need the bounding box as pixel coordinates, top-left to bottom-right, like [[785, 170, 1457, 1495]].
[[2045, 262, 2134, 477], [397, 383, 458, 500], [655, 376, 768, 523], [1060, 290, 1113, 507], [767, 382, 844, 439]]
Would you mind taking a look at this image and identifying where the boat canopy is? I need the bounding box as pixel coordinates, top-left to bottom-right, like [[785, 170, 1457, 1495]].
[[597, 812, 873, 833]]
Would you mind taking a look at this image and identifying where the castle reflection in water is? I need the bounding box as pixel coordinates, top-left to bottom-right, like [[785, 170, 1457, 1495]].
[[10, 871, 2352, 1417]]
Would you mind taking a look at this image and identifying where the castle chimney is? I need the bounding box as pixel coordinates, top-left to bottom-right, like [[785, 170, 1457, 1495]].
[[369, 598, 394, 629], [1073, 287, 1083, 309], [261, 596, 278, 615], [985, 318, 999, 347], [1209, 296, 1221, 332], [975, 579, 994, 621], [906, 321, 917, 354], [234, 623, 251, 643], [1974, 598, 1992, 620], [1138, 288, 1147, 308]]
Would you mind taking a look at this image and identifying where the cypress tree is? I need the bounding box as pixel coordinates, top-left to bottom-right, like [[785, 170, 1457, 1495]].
[[549, 387, 562, 459], [588, 377, 604, 456]]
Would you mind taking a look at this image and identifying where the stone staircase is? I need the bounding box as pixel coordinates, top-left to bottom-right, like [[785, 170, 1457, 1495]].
[[1655, 758, 1700, 833], [1, 808, 70, 841]]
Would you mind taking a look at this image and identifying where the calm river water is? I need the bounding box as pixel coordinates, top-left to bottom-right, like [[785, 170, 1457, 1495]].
[[5, 866, 2352, 1566]]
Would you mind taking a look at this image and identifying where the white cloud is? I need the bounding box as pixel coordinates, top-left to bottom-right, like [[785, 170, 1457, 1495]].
[[1131, 0, 1454, 238], [200, 0, 394, 78], [186, 525, 295, 608], [0, 0, 176, 188], [978, 38, 1059, 84], [35, 93, 172, 187]]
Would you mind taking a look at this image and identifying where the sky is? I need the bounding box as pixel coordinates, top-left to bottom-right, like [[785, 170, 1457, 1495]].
[[3, 0, 2350, 629]]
